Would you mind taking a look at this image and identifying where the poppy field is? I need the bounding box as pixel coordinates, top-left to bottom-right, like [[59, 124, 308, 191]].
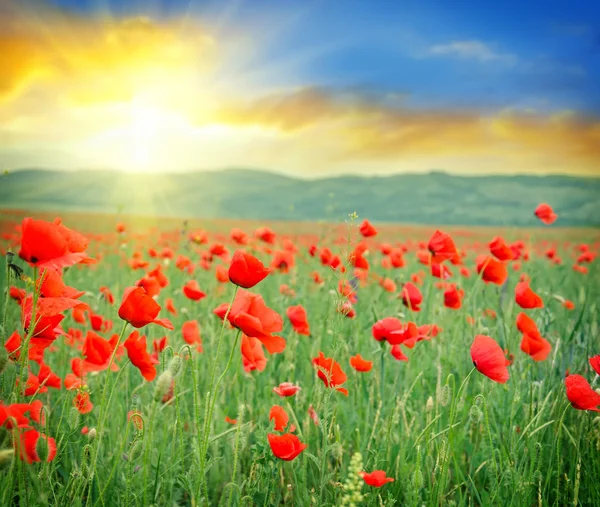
[[0, 207, 598, 506]]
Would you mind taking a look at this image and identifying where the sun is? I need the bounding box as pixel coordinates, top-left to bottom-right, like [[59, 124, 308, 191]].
[[128, 99, 164, 172]]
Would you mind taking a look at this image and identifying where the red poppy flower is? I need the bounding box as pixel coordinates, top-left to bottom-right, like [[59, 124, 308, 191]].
[[470, 335, 510, 383], [267, 433, 307, 461], [515, 281, 544, 309], [589, 355, 600, 375], [99, 286, 114, 304], [18, 430, 57, 463], [428, 230, 457, 263], [0, 403, 34, 429], [489, 237, 514, 261], [380, 277, 397, 292], [165, 298, 177, 315], [269, 405, 289, 431], [255, 227, 276, 245], [359, 219, 378, 237], [534, 203, 557, 225], [360, 470, 395, 487], [400, 282, 422, 312], [443, 284, 464, 309], [230, 228, 249, 245], [516, 312, 541, 338], [273, 382, 301, 397], [476, 256, 508, 285], [520, 333, 552, 361], [38, 362, 61, 390], [241, 335, 266, 372], [286, 305, 310, 336], [390, 344, 409, 361], [312, 351, 348, 395], [338, 280, 357, 304], [19, 217, 94, 269], [78, 330, 118, 373], [124, 330, 159, 381], [73, 392, 94, 414], [563, 300, 575, 310], [136, 275, 161, 298], [182, 280, 206, 301], [227, 290, 285, 354], [372, 317, 403, 342], [349, 354, 373, 372], [118, 287, 173, 329], [228, 250, 270, 288], [182, 320, 202, 351], [565, 374, 600, 412]]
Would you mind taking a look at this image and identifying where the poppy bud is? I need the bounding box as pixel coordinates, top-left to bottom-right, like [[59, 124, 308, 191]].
[[169, 354, 184, 377], [469, 404, 482, 423], [154, 371, 173, 402], [36, 435, 49, 462], [88, 428, 97, 442], [0, 347, 7, 375], [68, 406, 80, 430], [129, 440, 143, 461], [0, 449, 14, 470]]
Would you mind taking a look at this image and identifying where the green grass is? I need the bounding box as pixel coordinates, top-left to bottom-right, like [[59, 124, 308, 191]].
[[0, 213, 599, 506]]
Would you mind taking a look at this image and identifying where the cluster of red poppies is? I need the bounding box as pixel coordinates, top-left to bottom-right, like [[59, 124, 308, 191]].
[[0, 200, 597, 494]]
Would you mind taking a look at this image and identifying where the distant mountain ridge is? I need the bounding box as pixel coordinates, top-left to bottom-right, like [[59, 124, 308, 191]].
[[1, 168, 599, 226]]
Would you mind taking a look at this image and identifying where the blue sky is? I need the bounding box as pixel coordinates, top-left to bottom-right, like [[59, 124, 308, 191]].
[[47, 0, 600, 112]]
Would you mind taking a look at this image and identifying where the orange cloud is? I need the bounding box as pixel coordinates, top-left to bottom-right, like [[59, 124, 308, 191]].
[[0, 2, 214, 104], [215, 87, 600, 175]]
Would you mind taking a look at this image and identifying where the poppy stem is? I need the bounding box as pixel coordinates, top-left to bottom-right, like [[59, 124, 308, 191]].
[[17, 265, 39, 400], [1, 255, 10, 345], [435, 366, 475, 503], [198, 285, 239, 502], [88, 320, 128, 499]]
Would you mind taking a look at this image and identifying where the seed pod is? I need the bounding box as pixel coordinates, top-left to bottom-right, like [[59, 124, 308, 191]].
[[0, 347, 8, 375], [68, 406, 81, 430], [129, 439, 143, 461], [169, 355, 184, 378], [35, 435, 49, 462], [153, 370, 173, 402], [469, 404, 482, 424], [0, 449, 14, 470]]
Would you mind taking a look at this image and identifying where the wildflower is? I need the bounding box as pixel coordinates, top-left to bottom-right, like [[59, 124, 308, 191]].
[[287, 305, 310, 335], [273, 382, 301, 397], [312, 352, 348, 395], [228, 250, 270, 288], [359, 470, 395, 487], [269, 405, 289, 431], [470, 335, 510, 383], [565, 375, 600, 412], [267, 433, 306, 461], [118, 286, 174, 329], [124, 330, 159, 381], [534, 203, 557, 225], [349, 354, 373, 372], [515, 280, 544, 309]]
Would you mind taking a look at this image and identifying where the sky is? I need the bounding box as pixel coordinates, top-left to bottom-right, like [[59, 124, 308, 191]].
[[1, 0, 599, 178]]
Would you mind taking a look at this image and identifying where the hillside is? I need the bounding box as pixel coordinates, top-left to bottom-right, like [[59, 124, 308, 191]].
[[1, 168, 599, 226]]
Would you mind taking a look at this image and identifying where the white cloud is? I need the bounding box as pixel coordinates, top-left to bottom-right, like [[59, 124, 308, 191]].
[[428, 40, 516, 64]]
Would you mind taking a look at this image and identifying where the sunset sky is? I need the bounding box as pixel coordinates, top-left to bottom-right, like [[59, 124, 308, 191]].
[[1, 0, 599, 178]]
